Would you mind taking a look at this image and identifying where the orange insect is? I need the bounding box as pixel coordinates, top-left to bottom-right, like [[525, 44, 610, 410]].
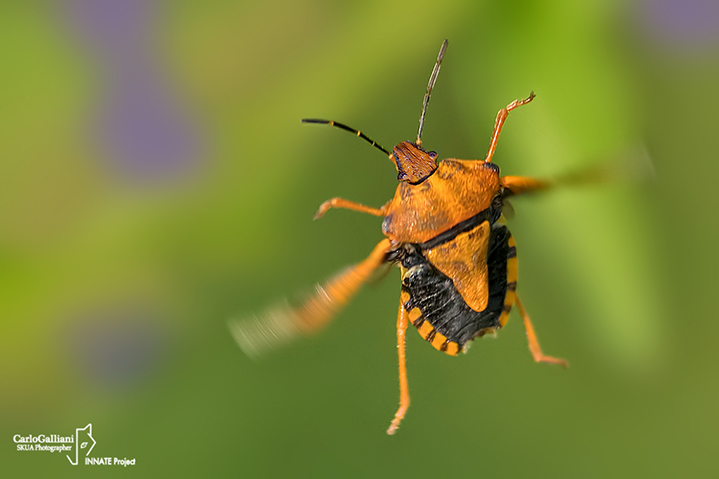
[[231, 39, 567, 435]]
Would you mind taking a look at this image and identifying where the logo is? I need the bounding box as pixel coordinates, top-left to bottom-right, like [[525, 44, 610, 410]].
[[66, 423, 96, 465], [13, 423, 136, 467]]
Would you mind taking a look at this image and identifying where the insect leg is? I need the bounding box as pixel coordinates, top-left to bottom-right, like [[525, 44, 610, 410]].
[[230, 239, 392, 358], [515, 294, 568, 367], [314, 198, 385, 220], [387, 299, 410, 435], [502, 145, 654, 197], [500, 175, 551, 197], [484, 92, 535, 164]]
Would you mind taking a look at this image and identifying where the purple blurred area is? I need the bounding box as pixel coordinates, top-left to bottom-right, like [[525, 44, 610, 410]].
[[639, 0, 719, 49], [63, 0, 203, 182], [65, 304, 166, 390], [64, 0, 153, 60], [96, 71, 202, 180]]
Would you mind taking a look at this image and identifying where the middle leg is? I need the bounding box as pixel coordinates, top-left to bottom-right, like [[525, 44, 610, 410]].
[[229, 239, 392, 358], [500, 175, 551, 197]]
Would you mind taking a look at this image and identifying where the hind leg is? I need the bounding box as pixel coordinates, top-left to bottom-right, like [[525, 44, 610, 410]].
[[515, 294, 568, 367], [387, 299, 410, 435]]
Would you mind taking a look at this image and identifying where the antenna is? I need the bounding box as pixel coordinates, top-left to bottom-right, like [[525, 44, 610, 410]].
[[301, 118, 391, 157], [417, 39, 448, 146]]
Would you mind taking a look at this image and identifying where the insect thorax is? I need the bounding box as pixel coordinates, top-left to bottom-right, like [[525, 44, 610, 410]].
[[382, 159, 503, 245]]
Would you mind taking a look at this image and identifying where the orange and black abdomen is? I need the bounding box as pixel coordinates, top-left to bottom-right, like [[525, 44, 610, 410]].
[[396, 221, 517, 355]]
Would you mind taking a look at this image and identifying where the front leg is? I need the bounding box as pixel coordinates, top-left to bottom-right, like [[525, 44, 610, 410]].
[[314, 197, 386, 220], [485, 92, 535, 164]]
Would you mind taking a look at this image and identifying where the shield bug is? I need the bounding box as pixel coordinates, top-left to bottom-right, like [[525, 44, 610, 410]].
[[231, 39, 567, 435]]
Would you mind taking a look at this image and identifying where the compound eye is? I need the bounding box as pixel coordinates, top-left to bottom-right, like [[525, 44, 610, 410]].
[[428, 151, 438, 160], [483, 162, 500, 174]]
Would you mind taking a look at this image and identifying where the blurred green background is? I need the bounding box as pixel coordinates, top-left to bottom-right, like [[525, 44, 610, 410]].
[[2, 0, 718, 477]]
